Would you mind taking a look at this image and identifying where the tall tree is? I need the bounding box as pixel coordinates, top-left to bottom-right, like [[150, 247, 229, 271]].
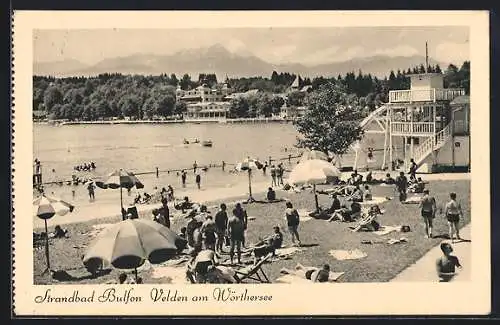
[[180, 74, 192, 90], [294, 83, 364, 156]]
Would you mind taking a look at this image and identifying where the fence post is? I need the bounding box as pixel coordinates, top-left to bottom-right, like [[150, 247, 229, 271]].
[[222, 161, 225, 171], [156, 167, 159, 178]]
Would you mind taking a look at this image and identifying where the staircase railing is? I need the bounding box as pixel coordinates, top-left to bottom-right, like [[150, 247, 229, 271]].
[[435, 124, 451, 147], [406, 123, 452, 169]]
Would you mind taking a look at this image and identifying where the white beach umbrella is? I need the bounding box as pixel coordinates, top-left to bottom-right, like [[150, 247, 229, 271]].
[[235, 157, 263, 203], [288, 159, 340, 212], [299, 149, 329, 163]]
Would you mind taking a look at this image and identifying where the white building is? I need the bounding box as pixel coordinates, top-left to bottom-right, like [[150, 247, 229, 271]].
[[178, 80, 233, 121]]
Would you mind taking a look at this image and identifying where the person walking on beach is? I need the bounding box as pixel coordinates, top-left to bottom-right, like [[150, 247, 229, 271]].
[[285, 201, 301, 247], [232, 203, 248, 248], [270, 165, 277, 187], [444, 192, 463, 242], [277, 163, 285, 186], [193, 161, 198, 174], [262, 162, 268, 176], [395, 171, 408, 202], [227, 213, 245, 265], [87, 182, 95, 201], [181, 170, 187, 188], [419, 189, 436, 238], [214, 203, 228, 253], [409, 158, 417, 181], [195, 172, 201, 189]]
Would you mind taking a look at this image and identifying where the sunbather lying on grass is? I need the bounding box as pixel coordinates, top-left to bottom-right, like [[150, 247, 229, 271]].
[[280, 263, 331, 283], [328, 202, 362, 222]]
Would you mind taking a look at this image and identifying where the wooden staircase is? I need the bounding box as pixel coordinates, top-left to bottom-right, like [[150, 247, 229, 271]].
[[406, 123, 451, 170]]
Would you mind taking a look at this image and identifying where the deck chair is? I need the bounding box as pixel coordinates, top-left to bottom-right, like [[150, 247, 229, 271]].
[[235, 253, 273, 283], [350, 213, 380, 232]]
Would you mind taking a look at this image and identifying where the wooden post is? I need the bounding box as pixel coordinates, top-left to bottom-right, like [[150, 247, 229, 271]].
[[156, 167, 159, 178], [313, 184, 319, 212], [44, 219, 51, 271]]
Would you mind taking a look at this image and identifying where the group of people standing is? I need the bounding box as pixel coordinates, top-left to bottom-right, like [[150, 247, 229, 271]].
[[269, 163, 285, 187]]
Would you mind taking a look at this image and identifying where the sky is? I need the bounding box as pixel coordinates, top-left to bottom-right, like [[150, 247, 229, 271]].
[[33, 27, 469, 66]]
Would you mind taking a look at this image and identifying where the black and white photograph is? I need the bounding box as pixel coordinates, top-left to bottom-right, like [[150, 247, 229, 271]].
[[12, 11, 490, 316]]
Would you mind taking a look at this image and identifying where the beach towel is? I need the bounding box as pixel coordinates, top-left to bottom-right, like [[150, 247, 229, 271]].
[[276, 272, 345, 284], [151, 266, 190, 283], [159, 255, 191, 267], [402, 196, 423, 204], [359, 197, 389, 206], [275, 247, 303, 257], [373, 225, 402, 236], [387, 237, 408, 245], [329, 249, 367, 260]]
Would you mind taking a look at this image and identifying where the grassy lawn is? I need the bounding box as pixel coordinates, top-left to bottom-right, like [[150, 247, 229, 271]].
[[34, 179, 470, 284]]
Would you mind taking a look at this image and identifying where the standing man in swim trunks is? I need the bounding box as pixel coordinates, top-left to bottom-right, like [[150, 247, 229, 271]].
[[227, 213, 245, 264], [419, 189, 436, 238], [181, 170, 187, 188], [444, 192, 463, 243]]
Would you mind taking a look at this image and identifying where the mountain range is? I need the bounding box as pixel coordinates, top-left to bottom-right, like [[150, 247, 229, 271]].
[[34, 43, 446, 79]]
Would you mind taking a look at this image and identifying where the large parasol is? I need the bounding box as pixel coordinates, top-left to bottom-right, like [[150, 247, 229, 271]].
[[288, 159, 341, 212], [83, 218, 186, 280], [299, 149, 330, 163], [235, 157, 263, 203], [33, 194, 75, 273], [96, 169, 144, 220]]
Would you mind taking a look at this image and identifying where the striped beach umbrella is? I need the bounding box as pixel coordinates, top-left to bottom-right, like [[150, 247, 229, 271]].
[[235, 157, 263, 203], [33, 195, 75, 220], [98, 169, 144, 220], [33, 194, 75, 272], [288, 159, 341, 212], [235, 157, 264, 171], [83, 219, 185, 279]]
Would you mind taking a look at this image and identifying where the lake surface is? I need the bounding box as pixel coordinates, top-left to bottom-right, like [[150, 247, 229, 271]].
[[33, 122, 399, 220], [34, 123, 304, 183]]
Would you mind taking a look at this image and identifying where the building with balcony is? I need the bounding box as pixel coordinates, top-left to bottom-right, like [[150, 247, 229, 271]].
[[178, 80, 233, 121], [352, 71, 469, 173]]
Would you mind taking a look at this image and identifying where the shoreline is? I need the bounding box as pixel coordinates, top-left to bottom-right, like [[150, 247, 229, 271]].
[[34, 172, 470, 230], [34, 117, 294, 126]]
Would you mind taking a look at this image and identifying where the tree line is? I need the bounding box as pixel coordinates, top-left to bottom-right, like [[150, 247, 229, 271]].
[[33, 62, 470, 121]]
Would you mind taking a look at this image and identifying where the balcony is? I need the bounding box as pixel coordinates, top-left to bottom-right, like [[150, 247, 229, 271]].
[[391, 122, 435, 136], [389, 88, 465, 103]]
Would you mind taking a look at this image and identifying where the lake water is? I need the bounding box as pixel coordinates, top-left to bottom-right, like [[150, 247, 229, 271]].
[[33, 122, 401, 223], [34, 123, 304, 184]]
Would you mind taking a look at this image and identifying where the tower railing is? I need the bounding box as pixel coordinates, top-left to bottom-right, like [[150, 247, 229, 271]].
[[389, 88, 465, 103], [391, 122, 435, 135]]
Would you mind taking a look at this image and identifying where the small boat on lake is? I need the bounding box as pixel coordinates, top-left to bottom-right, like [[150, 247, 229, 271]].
[[202, 140, 213, 147]]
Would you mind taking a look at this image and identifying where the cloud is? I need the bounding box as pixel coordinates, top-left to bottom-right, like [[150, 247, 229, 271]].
[[301, 46, 340, 65], [374, 45, 419, 57], [260, 44, 298, 63], [434, 42, 469, 64]]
